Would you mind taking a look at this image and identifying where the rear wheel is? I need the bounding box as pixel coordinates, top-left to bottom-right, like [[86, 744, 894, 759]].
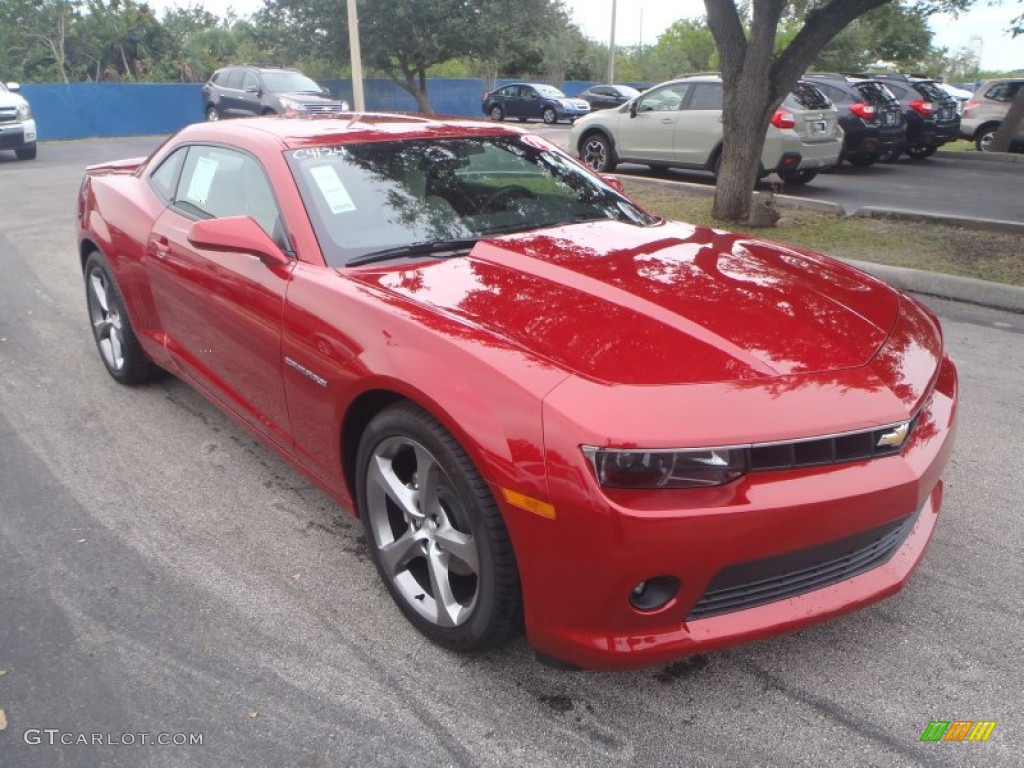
[[905, 144, 937, 159], [205, 105, 220, 122], [84, 251, 158, 385], [580, 132, 615, 172], [542, 107, 558, 125], [879, 147, 902, 163], [976, 124, 999, 152], [489, 104, 504, 121], [356, 403, 522, 652], [15, 144, 36, 160], [777, 168, 818, 185]]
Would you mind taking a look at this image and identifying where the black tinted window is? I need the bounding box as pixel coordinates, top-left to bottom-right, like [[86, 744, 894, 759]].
[[790, 83, 831, 109], [687, 83, 723, 110], [985, 82, 1022, 102], [853, 81, 898, 105], [913, 82, 948, 102], [149, 147, 187, 202]]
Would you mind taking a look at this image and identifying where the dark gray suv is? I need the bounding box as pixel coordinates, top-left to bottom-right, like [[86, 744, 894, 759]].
[[201, 65, 349, 121]]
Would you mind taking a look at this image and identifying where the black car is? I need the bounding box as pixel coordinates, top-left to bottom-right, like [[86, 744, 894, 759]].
[[201, 65, 349, 121], [577, 84, 641, 111], [804, 74, 906, 166], [481, 83, 590, 124], [869, 74, 961, 160]]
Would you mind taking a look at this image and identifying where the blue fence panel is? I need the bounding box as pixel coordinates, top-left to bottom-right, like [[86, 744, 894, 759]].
[[17, 78, 640, 141], [21, 83, 203, 141]]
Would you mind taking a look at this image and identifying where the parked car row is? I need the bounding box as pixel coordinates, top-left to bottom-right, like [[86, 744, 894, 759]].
[[562, 70, 1022, 186]]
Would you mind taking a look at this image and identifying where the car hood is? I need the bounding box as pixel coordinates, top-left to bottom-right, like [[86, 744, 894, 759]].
[[0, 91, 27, 108], [358, 220, 900, 386]]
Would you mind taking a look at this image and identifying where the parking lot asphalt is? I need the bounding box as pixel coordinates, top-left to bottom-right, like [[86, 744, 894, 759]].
[[0, 138, 1022, 767]]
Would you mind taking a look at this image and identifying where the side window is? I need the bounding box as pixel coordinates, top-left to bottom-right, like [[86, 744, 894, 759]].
[[687, 83, 723, 111], [224, 69, 243, 89], [173, 146, 287, 249], [241, 71, 258, 92], [636, 83, 690, 112], [148, 147, 187, 202], [210, 70, 224, 85], [500, 86, 516, 98], [986, 82, 1021, 102], [886, 83, 908, 99]]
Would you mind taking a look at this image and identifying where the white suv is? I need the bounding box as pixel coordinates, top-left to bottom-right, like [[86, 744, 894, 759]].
[[568, 75, 842, 185], [0, 81, 37, 160]]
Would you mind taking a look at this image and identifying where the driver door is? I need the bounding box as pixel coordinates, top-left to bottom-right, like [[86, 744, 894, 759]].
[[144, 144, 294, 447]]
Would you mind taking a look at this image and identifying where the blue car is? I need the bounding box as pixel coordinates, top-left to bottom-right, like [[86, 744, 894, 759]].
[[482, 83, 591, 124]]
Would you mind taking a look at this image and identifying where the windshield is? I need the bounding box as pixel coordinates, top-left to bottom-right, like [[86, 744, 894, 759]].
[[536, 85, 566, 99], [286, 136, 658, 267], [261, 72, 323, 94]]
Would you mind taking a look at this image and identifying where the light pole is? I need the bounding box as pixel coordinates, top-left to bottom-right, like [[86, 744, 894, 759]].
[[347, 0, 365, 111], [606, 0, 617, 84]]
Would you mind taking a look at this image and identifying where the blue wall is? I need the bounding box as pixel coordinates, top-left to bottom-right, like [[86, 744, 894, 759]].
[[20, 79, 613, 142]]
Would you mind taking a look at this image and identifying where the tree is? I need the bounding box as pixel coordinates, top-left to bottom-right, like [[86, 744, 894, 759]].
[[990, 1, 1024, 152], [703, 0, 970, 223]]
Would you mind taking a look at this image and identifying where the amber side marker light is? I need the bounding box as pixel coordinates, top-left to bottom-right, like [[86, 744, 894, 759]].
[[501, 488, 556, 519]]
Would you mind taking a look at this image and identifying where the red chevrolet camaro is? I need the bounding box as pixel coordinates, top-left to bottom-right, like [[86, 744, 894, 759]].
[[77, 114, 958, 670]]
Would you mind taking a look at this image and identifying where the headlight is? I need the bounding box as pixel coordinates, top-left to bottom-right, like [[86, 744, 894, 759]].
[[16, 102, 31, 120], [582, 446, 747, 489], [278, 97, 305, 114]]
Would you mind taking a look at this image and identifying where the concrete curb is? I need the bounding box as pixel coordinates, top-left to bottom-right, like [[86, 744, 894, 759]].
[[619, 175, 1024, 314], [936, 149, 1024, 164]]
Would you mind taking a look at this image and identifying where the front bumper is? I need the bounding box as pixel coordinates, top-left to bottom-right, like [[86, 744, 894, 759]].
[[0, 118, 36, 150], [507, 352, 957, 670]]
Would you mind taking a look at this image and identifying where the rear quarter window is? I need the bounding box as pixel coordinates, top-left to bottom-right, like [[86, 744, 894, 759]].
[[687, 83, 723, 110], [986, 82, 1022, 102], [853, 82, 898, 106]]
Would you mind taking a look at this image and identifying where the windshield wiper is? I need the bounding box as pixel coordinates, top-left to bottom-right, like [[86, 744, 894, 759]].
[[345, 238, 479, 267]]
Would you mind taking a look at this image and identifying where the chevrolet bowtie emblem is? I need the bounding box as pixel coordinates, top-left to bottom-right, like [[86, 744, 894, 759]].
[[877, 422, 909, 448]]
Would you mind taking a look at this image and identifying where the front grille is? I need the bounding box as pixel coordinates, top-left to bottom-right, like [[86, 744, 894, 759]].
[[0, 108, 18, 124], [686, 511, 918, 621], [748, 414, 918, 472], [304, 103, 347, 116]]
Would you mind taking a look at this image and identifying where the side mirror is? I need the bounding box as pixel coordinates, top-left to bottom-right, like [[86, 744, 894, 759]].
[[187, 216, 290, 268], [629, 100, 638, 118]]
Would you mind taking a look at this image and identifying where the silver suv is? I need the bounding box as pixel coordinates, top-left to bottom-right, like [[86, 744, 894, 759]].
[[960, 79, 1024, 152], [0, 81, 37, 160], [567, 75, 842, 185]]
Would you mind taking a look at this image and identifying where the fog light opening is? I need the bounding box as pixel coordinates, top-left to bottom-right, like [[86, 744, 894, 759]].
[[628, 576, 680, 612]]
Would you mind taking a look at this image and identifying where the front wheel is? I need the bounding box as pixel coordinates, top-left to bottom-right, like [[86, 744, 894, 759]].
[[356, 403, 522, 652], [15, 144, 36, 160], [906, 144, 937, 159], [489, 104, 504, 121], [84, 251, 158, 385], [205, 105, 220, 122], [542, 107, 558, 125], [580, 133, 615, 172], [777, 168, 818, 185]]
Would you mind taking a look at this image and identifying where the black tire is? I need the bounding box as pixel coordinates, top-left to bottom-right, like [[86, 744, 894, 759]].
[[846, 154, 879, 167], [542, 107, 558, 125], [15, 144, 36, 160], [975, 124, 999, 152], [205, 105, 220, 122], [580, 132, 615, 172], [84, 251, 158, 385], [489, 104, 504, 121], [356, 403, 522, 653], [905, 144, 937, 159], [777, 168, 818, 185]]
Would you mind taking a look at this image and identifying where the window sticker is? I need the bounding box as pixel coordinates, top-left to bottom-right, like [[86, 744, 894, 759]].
[[186, 156, 219, 204], [309, 164, 356, 214]]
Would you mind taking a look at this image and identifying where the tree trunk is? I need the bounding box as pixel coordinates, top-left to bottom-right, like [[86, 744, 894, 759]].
[[713, 81, 774, 221], [990, 86, 1024, 153]]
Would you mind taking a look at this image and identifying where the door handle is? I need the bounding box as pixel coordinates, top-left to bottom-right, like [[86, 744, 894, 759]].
[[152, 236, 171, 259]]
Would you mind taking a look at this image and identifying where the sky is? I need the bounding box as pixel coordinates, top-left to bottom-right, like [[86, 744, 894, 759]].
[[158, 0, 1022, 74]]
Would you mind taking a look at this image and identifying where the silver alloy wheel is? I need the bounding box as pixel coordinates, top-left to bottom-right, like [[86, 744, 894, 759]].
[[581, 136, 609, 171], [206, 106, 219, 122], [977, 129, 996, 152], [87, 268, 125, 371], [542, 107, 557, 124], [364, 436, 480, 628], [489, 105, 503, 121]]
